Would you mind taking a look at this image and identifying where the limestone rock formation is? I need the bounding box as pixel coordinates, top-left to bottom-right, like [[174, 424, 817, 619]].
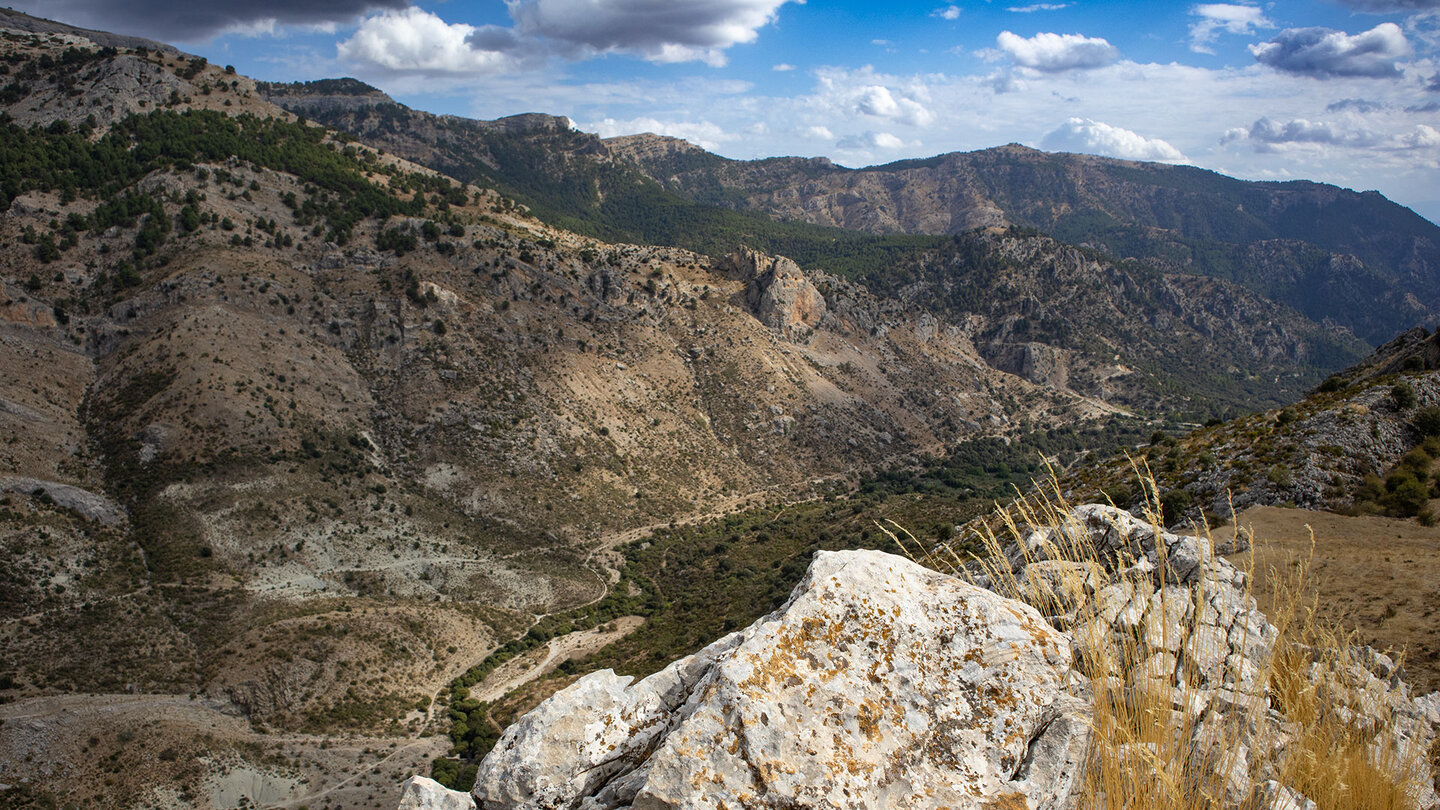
[[471, 549, 1085, 810], [398, 505, 1440, 810], [399, 776, 475, 810], [1000, 505, 1440, 810], [722, 249, 828, 343]]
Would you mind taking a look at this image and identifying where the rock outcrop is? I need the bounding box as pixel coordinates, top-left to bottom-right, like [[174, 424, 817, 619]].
[[472, 549, 1084, 810], [403, 506, 1440, 810], [399, 776, 477, 810], [722, 249, 827, 343]]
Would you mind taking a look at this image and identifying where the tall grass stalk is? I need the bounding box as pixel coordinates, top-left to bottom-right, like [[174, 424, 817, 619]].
[[882, 466, 1431, 810]]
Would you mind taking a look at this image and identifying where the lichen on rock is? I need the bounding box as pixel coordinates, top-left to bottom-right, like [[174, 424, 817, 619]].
[[471, 549, 1085, 810]]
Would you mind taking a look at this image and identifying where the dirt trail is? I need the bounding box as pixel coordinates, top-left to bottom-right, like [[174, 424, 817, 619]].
[[470, 616, 646, 703], [449, 481, 825, 709]]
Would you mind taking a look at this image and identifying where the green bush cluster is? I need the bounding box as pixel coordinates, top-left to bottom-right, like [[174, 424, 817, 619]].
[[0, 108, 443, 243], [1355, 438, 1440, 519]]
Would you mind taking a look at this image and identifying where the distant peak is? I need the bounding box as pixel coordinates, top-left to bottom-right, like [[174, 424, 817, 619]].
[[256, 78, 390, 100], [480, 113, 575, 135], [603, 132, 704, 152]]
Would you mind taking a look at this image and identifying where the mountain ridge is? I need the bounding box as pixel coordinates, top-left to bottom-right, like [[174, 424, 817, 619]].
[[0, 14, 1433, 809], [263, 79, 1440, 347]]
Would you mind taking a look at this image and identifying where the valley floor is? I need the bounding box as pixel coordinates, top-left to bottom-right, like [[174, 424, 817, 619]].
[[0, 692, 447, 809]]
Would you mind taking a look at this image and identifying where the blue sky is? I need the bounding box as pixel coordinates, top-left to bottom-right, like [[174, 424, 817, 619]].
[[19, 1, 1440, 221]]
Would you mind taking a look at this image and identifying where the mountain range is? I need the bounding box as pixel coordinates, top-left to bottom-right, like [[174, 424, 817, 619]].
[[265, 78, 1440, 349], [0, 10, 1437, 809]]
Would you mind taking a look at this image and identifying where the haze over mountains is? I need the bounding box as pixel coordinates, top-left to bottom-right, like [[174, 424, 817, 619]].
[[0, 10, 1439, 809]]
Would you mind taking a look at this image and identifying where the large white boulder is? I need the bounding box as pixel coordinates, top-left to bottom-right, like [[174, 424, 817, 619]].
[[399, 775, 475, 810], [471, 549, 1084, 810]]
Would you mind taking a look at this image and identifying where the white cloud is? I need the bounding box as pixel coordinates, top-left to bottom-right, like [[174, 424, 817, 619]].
[[1008, 3, 1070, 12], [338, 8, 530, 74], [508, 0, 798, 66], [855, 85, 936, 126], [804, 125, 835, 139], [1188, 4, 1271, 54], [837, 131, 907, 150], [1041, 117, 1189, 162], [1250, 23, 1411, 78], [933, 5, 961, 20], [995, 31, 1119, 72], [585, 117, 738, 150], [773, 63, 796, 71], [1231, 117, 1440, 151]]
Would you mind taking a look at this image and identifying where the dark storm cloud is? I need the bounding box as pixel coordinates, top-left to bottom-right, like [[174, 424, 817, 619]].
[[9, 0, 406, 41], [507, 0, 795, 64], [1250, 23, 1411, 78]]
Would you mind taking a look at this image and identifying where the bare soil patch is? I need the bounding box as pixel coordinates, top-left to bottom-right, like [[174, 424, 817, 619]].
[[1230, 505, 1440, 694]]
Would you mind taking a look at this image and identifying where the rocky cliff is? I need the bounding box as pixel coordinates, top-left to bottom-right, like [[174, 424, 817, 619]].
[[398, 505, 1440, 809], [604, 140, 1440, 348]]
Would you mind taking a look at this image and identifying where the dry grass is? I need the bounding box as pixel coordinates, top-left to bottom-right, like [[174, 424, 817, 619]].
[[883, 467, 1434, 810]]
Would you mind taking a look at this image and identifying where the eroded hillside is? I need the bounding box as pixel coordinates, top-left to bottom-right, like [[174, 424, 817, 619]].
[[0, 23, 1112, 807]]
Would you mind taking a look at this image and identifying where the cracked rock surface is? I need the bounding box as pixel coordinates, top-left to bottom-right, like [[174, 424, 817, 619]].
[[470, 549, 1083, 810]]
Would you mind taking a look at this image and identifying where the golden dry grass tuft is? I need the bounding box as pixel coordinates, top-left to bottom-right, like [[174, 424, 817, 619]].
[[883, 468, 1434, 810]]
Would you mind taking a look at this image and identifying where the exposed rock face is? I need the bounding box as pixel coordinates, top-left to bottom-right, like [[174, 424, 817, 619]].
[[471, 549, 1085, 810], [399, 776, 476, 810], [981, 341, 1071, 390], [722, 249, 827, 343], [0, 477, 125, 525], [400, 506, 1440, 810]]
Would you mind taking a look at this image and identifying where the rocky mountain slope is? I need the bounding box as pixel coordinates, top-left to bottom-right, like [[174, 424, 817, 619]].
[[1063, 327, 1440, 527], [264, 82, 1371, 417], [0, 19, 1147, 809], [266, 80, 1440, 349], [608, 139, 1440, 349]]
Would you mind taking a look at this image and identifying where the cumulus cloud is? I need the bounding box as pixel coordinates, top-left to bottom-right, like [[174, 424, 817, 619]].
[[837, 131, 907, 151], [1250, 23, 1411, 78], [1007, 4, 1071, 12], [773, 63, 796, 71], [9, 0, 403, 40], [995, 31, 1119, 72], [803, 125, 835, 139], [933, 5, 962, 20], [1188, 4, 1271, 54], [508, 0, 797, 66], [1228, 116, 1440, 150], [855, 85, 935, 126], [1041, 118, 1188, 162], [337, 8, 535, 74]]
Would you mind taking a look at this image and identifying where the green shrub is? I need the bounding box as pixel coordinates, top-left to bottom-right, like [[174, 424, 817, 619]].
[[1159, 488, 1192, 523], [1392, 382, 1418, 410], [1412, 406, 1440, 437]]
